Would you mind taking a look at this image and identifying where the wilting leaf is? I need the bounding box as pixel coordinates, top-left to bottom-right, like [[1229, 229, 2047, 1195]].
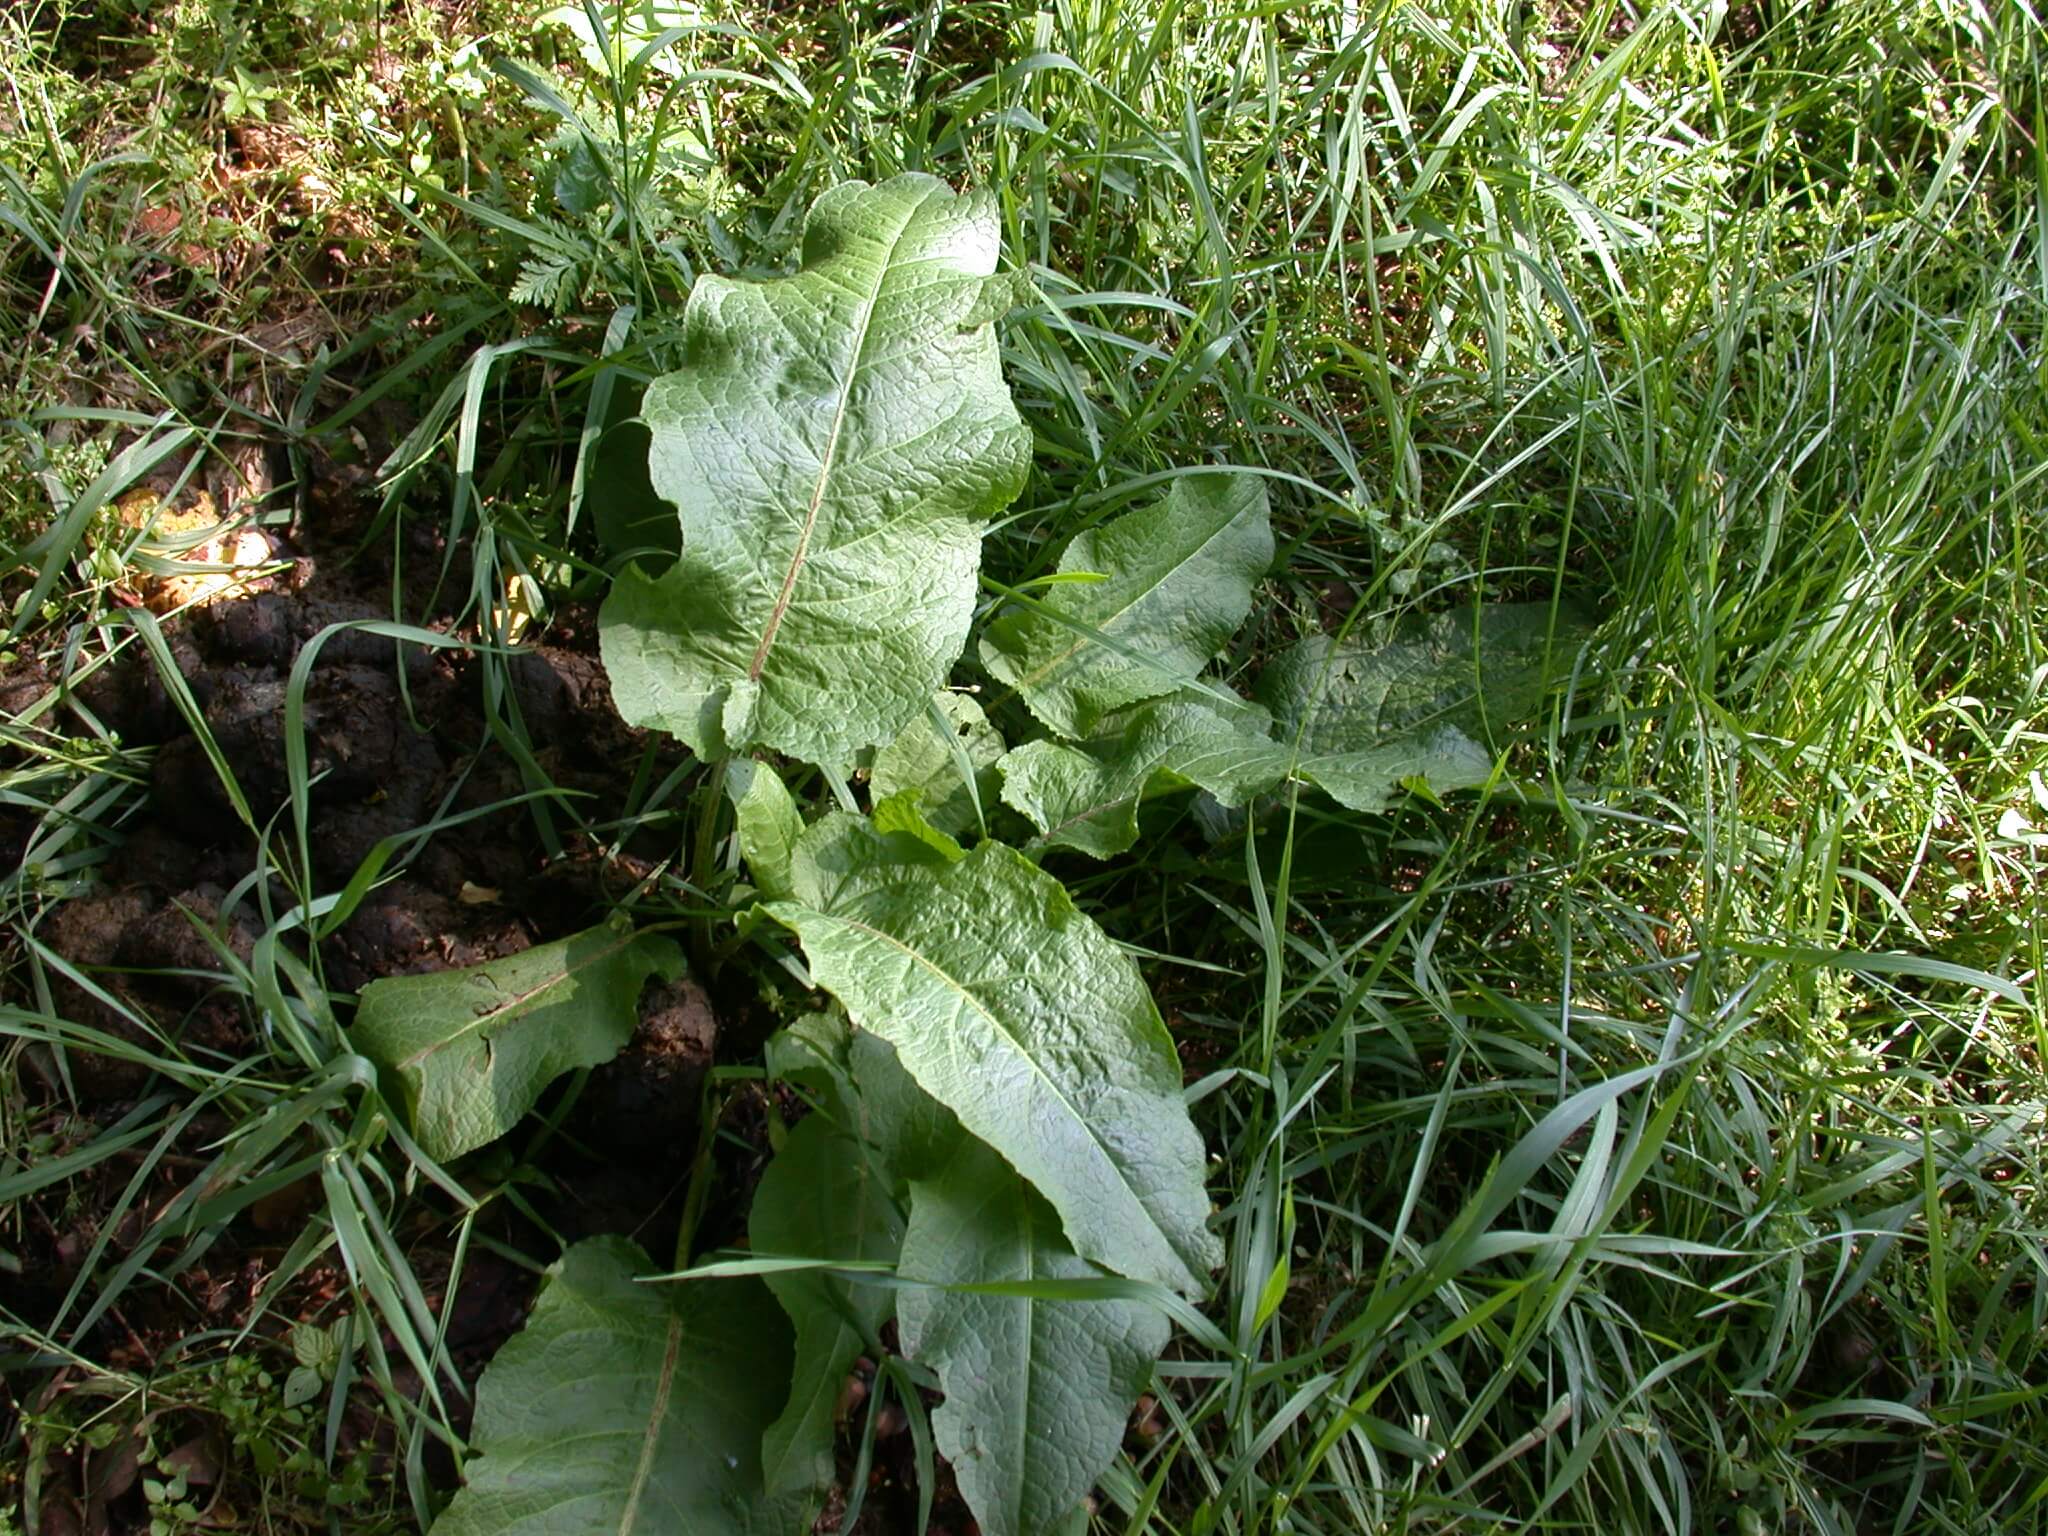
[[433, 1237, 802, 1536], [1257, 602, 1585, 754], [353, 925, 682, 1162], [600, 173, 1030, 767], [998, 697, 1273, 859], [981, 473, 1273, 737]]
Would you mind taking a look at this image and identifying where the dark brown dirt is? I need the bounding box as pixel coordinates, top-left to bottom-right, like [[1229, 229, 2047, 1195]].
[[26, 434, 682, 1068], [0, 430, 724, 1528], [571, 978, 717, 1163], [35, 882, 258, 1099]]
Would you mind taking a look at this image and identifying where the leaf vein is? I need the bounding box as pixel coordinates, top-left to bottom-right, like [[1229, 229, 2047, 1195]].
[[746, 184, 944, 683], [617, 1309, 685, 1536], [391, 930, 645, 1071]]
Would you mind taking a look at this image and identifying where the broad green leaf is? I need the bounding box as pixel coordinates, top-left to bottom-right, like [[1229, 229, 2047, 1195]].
[[788, 806, 959, 913], [871, 692, 1004, 837], [750, 1111, 906, 1497], [762, 1008, 855, 1102], [1000, 603, 1589, 855], [897, 1140, 1170, 1536], [1258, 602, 1586, 753], [434, 1236, 802, 1536], [589, 420, 675, 562], [354, 925, 683, 1162], [764, 828, 1219, 1295], [981, 473, 1274, 737], [1238, 602, 1588, 809], [1271, 725, 1493, 815], [871, 787, 970, 859], [847, 1026, 962, 1180], [729, 758, 802, 901], [765, 1010, 961, 1191], [1000, 705, 1487, 858], [999, 698, 1273, 858], [754, 1015, 958, 1495], [599, 174, 1031, 766], [585, 387, 677, 562]]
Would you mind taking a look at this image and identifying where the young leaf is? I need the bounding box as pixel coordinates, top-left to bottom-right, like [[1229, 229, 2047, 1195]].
[[871, 788, 969, 860], [599, 173, 1031, 766], [981, 473, 1274, 737], [353, 925, 683, 1162], [750, 1111, 906, 1497], [764, 827, 1220, 1296], [871, 692, 1004, 838], [763, 1009, 854, 1099], [729, 758, 802, 901], [897, 1140, 1171, 1536], [433, 1236, 803, 1536]]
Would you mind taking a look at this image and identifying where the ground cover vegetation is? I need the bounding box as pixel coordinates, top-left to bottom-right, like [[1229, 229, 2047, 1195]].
[[2, 0, 2044, 1531]]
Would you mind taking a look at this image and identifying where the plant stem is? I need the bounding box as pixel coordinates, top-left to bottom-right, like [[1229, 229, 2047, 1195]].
[[687, 756, 729, 971]]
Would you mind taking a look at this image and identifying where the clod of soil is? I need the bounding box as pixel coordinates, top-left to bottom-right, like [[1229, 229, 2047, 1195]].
[[36, 882, 258, 1099], [570, 977, 717, 1166]]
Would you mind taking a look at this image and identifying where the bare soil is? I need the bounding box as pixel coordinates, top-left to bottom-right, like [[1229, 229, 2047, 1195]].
[[1, 435, 740, 1531]]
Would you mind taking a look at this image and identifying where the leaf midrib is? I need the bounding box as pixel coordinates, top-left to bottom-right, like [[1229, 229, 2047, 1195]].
[[616, 1308, 684, 1536], [746, 187, 940, 683], [796, 898, 1188, 1289]]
